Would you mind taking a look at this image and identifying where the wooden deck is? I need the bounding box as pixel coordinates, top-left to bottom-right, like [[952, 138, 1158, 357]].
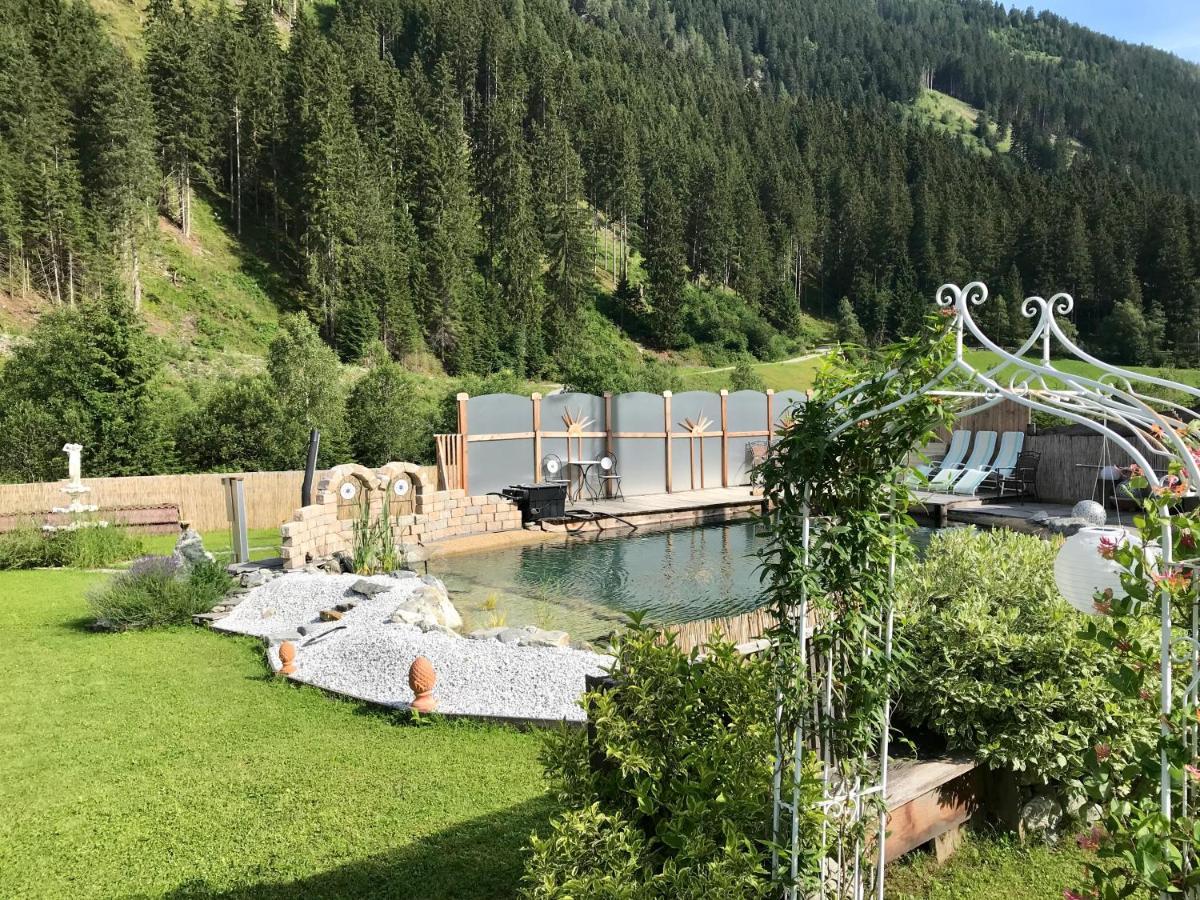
[[539, 486, 763, 534], [577, 486, 761, 516]]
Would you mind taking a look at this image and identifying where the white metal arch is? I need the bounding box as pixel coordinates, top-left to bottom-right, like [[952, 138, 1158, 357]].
[[774, 282, 1200, 900]]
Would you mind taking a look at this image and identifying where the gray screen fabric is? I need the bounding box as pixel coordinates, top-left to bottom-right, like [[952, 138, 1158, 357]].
[[461, 388, 788, 497], [467, 392, 534, 436], [727, 390, 771, 485], [610, 391, 667, 495], [774, 390, 806, 429], [469, 440, 534, 495], [670, 391, 722, 490], [466, 393, 535, 495], [542, 392, 606, 468]]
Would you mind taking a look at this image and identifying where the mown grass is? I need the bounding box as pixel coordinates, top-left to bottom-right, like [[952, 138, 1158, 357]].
[[0, 566, 1100, 897], [0, 568, 551, 898], [143, 196, 293, 382], [909, 88, 1012, 156], [888, 830, 1089, 899], [678, 353, 829, 392]]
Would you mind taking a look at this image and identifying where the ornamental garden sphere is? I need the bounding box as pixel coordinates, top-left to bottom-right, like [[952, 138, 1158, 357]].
[[1053, 526, 1137, 615]]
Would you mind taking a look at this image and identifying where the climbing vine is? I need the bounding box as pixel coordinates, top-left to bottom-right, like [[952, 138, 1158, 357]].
[[1072, 457, 1200, 900], [757, 318, 955, 894]]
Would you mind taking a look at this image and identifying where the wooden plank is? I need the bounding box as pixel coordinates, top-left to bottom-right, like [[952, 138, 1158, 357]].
[[720, 390, 729, 488], [883, 758, 981, 865], [664, 392, 673, 494], [532, 393, 542, 483]]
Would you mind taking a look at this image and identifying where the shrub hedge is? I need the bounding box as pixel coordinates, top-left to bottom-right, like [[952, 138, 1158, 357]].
[[896, 527, 1151, 789], [88, 556, 232, 629], [0, 524, 144, 570]]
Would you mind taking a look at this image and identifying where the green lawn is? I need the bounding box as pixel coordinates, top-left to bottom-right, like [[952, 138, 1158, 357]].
[[138, 526, 283, 563], [0, 566, 1091, 898], [0, 569, 550, 898]]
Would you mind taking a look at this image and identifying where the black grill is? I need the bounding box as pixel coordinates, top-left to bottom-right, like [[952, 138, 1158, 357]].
[[501, 482, 567, 524]]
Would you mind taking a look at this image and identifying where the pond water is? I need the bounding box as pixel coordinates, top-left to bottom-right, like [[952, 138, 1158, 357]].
[[429, 520, 936, 641]]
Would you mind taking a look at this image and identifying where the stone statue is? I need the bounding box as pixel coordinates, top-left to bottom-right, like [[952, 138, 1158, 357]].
[[63, 443, 83, 487]]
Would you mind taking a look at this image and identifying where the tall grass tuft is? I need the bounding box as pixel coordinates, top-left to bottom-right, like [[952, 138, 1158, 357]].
[[0, 523, 143, 570]]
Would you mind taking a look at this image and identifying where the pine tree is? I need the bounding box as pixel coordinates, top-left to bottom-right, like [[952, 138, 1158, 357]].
[[412, 60, 481, 373], [642, 161, 687, 348], [283, 15, 363, 340], [80, 50, 157, 309], [146, 0, 214, 238], [534, 114, 591, 353]]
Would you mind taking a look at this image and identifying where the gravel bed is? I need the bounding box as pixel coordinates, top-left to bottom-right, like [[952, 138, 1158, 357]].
[[216, 573, 612, 722]]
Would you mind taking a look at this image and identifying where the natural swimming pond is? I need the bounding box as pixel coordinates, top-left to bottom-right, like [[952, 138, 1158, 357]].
[[430, 520, 935, 641]]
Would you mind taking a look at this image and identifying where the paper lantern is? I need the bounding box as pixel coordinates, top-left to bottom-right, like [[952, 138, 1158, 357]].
[[1053, 526, 1137, 615]]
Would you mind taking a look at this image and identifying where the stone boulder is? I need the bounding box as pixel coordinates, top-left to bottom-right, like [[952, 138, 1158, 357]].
[[518, 626, 570, 648], [350, 578, 393, 597], [1018, 794, 1063, 842], [388, 581, 463, 631], [173, 527, 214, 567]]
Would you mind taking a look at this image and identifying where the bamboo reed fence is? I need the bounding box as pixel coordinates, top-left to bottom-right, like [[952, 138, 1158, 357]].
[[664, 607, 778, 655]]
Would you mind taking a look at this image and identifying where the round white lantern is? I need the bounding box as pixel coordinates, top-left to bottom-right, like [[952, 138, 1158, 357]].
[[393, 477, 411, 497], [1053, 526, 1137, 615], [339, 481, 358, 500]]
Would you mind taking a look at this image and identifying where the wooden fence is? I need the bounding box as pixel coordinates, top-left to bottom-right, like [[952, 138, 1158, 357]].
[[0, 465, 433, 534], [664, 607, 779, 655], [0, 470, 325, 532]]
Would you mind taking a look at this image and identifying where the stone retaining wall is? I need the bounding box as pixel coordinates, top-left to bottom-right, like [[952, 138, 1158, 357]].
[[280, 461, 522, 569]]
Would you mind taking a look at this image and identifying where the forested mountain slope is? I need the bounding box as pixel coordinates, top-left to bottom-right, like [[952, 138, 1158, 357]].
[[2, 0, 1200, 387]]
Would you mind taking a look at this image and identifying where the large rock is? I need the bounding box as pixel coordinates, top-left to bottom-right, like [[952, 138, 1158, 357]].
[[173, 527, 214, 567], [1018, 794, 1063, 841], [388, 582, 463, 631], [518, 627, 570, 648], [351, 578, 393, 597]]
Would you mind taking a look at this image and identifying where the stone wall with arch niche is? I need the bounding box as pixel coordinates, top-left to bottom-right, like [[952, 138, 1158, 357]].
[[279, 460, 522, 570]]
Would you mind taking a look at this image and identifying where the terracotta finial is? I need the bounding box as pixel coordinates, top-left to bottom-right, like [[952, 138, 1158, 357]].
[[408, 656, 438, 713], [278, 640, 297, 675]]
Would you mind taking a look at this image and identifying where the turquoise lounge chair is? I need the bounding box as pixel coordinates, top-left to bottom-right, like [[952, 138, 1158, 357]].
[[907, 429, 971, 486], [928, 430, 996, 491], [951, 431, 1025, 496]]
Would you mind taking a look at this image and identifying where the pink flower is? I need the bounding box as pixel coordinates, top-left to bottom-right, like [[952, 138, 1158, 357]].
[[1076, 825, 1104, 851], [1094, 743, 1112, 761], [1181, 532, 1197, 551], [1186, 764, 1200, 783], [1064, 891, 1084, 900], [1097, 536, 1118, 560]]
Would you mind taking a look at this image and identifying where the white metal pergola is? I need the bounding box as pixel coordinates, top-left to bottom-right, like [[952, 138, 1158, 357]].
[[772, 281, 1200, 899]]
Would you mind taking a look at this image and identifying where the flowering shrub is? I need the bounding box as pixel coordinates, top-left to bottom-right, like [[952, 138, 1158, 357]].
[[88, 556, 232, 629], [897, 528, 1152, 789], [1070, 474, 1200, 899], [522, 623, 820, 898]]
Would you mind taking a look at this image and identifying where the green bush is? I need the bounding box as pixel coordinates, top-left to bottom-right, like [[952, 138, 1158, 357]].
[[0, 524, 143, 570], [0, 526, 53, 570], [88, 556, 233, 629], [522, 623, 819, 898], [896, 528, 1151, 786], [52, 525, 144, 568]]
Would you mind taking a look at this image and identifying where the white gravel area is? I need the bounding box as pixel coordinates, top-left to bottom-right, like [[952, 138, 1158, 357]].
[[214, 573, 612, 722]]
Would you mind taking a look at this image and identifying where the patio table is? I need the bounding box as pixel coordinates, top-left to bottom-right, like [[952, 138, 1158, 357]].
[[562, 459, 601, 502]]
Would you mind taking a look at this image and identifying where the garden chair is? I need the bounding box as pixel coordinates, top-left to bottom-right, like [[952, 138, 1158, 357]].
[[596, 454, 623, 500], [906, 429, 970, 487], [950, 430, 1025, 495], [541, 453, 569, 489], [927, 430, 996, 490], [999, 449, 1041, 500]]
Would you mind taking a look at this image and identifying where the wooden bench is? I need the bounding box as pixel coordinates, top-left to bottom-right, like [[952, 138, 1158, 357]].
[[0, 504, 182, 535], [884, 756, 981, 863]]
